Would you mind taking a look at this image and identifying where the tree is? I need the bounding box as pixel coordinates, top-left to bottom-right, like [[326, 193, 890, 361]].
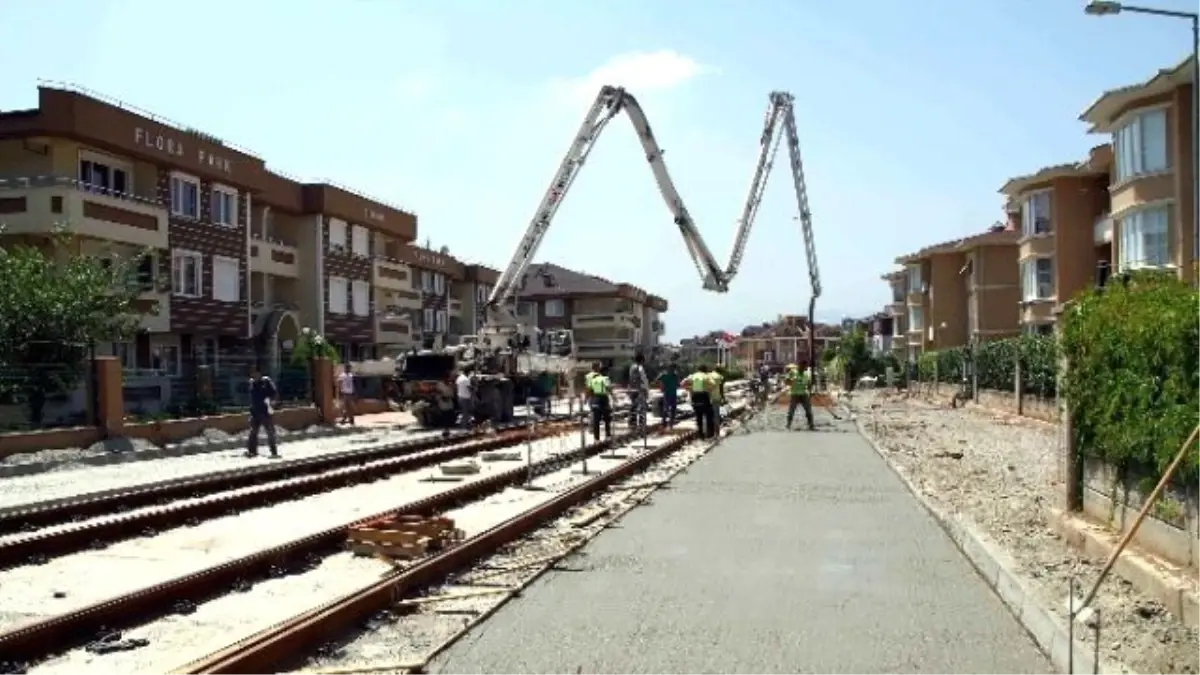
[[290, 328, 339, 365], [0, 238, 144, 425], [826, 328, 873, 390]]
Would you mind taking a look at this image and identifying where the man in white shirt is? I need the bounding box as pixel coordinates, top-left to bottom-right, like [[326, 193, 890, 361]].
[[456, 366, 475, 430], [336, 363, 356, 425]]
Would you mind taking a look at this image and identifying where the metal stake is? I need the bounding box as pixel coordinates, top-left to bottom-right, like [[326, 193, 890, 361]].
[[1068, 578, 1075, 675], [1092, 608, 1100, 675]]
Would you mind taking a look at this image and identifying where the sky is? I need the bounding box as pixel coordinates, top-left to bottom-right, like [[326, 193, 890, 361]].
[[0, 0, 1193, 340]]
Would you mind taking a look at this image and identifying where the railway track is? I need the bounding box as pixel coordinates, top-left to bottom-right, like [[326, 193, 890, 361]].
[[172, 401, 753, 675], [0, 407, 677, 674], [0, 419, 580, 569]]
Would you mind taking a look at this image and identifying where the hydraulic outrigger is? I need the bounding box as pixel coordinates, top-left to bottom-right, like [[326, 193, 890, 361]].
[[485, 86, 823, 365]]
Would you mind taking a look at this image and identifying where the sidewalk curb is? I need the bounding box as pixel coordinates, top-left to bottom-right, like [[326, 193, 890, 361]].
[[854, 417, 1129, 675], [0, 425, 358, 479]]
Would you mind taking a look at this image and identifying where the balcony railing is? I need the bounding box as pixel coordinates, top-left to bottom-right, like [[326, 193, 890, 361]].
[[0, 175, 168, 248], [250, 234, 299, 277]]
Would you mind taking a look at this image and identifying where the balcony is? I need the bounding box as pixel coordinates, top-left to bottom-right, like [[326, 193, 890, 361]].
[[372, 258, 412, 292], [375, 311, 413, 345], [888, 301, 904, 315], [0, 175, 167, 249], [905, 289, 924, 305], [449, 299, 463, 315], [250, 236, 299, 278], [572, 312, 640, 329], [135, 287, 171, 333]]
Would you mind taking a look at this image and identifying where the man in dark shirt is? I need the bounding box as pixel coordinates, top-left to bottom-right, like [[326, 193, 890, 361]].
[[246, 365, 280, 458]]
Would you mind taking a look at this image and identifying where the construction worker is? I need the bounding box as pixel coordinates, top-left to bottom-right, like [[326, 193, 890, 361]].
[[784, 362, 816, 431], [656, 363, 681, 426], [587, 361, 613, 441], [627, 352, 649, 433], [686, 364, 716, 439], [709, 366, 726, 433]]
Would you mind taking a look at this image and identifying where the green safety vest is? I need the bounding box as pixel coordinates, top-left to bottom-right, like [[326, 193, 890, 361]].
[[788, 370, 811, 395], [588, 375, 610, 396], [709, 372, 724, 402], [688, 373, 709, 393]]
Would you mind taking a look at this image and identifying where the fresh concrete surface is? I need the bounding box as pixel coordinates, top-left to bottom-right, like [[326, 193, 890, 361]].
[[429, 413, 1053, 674]]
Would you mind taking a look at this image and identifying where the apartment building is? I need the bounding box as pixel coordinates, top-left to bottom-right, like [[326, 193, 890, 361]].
[[881, 270, 907, 356], [512, 263, 668, 365], [732, 315, 838, 368], [1078, 57, 1195, 282], [999, 145, 1112, 334], [895, 226, 1020, 360], [458, 263, 501, 336], [0, 84, 418, 378]]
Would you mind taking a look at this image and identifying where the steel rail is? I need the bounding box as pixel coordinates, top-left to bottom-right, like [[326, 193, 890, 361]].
[[0, 422, 578, 569], [176, 409, 746, 674], [0, 420, 667, 668], [0, 416, 592, 534]]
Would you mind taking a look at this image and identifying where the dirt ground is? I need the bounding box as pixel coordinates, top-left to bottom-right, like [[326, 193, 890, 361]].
[[847, 390, 1198, 675]]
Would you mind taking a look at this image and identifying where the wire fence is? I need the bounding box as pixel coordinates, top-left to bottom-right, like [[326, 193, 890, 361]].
[[0, 344, 97, 432], [906, 335, 1059, 409], [124, 351, 316, 423]]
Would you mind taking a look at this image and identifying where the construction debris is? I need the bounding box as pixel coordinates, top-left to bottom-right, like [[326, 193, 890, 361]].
[[347, 515, 465, 561]]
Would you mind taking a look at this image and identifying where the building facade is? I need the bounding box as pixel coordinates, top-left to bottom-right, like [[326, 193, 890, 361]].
[[999, 146, 1113, 334], [895, 227, 1020, 360], [513, 263, 668, 365], [1079, 57, 1195, 283], [0, 84, 418, 375]]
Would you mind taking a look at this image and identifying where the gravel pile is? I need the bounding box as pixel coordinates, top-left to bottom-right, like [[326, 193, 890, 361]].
[[848, 390, 1198, 675]]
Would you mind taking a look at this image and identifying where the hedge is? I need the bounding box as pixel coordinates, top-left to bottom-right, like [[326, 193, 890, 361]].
[[916, 335, 1057, 396], [1060, 271, 1199, 482]]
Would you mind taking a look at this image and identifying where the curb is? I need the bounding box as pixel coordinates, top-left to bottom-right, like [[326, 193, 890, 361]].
[[0, 425, 359, 479], [854, 418, 1128, 675]]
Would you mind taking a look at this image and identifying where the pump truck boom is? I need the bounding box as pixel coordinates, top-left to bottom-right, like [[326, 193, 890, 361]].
[[483, 86, 823, 366]]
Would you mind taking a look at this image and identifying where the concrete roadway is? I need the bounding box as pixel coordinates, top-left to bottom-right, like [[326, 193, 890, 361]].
[[428, 409, 1052, 674]]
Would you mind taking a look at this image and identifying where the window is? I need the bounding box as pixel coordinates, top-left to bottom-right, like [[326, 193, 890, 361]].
[[351, 225, 369, 257], [1119, 204, 1171, 270], [1025, 323, 1054, 337], [907, 306, 923, 331], [544, 299, 566, 317], [423, 308, 434, 330], [476, 284, 489, 303], [328, 276, 349, 314], [435, 310, 447, 332], [1114, 108, 1168, 182], [351, 280, 370, 316], [211, 185, 238, 227], [212, 256, 240, 302], [112, 342, 136, 370], [171, 249, 203, 297], [1021, 190, 1052, 237], [433, 273, 445, 295], [906, 266, 922, 293], [328, 219, 348, 250], [79, 156, 129, 196], [152, 344, 180, 376], [170, 173, 200, 219], [421, 271, 434, 292], [1021, 257, 1054, 300]]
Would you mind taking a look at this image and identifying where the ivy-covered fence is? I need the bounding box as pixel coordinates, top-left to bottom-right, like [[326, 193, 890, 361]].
[[913, 334, 1058, 402], [1060, 271, 1199, 486]]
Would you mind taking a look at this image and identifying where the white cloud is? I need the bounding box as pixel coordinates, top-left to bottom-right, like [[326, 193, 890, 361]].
[[548, 49, 711, 107]]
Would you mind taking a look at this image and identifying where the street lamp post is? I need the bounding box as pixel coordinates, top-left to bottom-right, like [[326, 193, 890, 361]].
[[1084, 1, 1200, 269]]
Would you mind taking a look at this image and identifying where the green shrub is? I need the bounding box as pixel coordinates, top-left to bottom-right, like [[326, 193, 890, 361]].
[[1060, 271, 1199, 482]]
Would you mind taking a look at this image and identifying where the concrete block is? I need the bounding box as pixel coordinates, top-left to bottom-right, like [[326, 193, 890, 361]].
[[440, 460, 481, 476], [994, 566, 1027, 611], [479, 450, 523, 462]]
